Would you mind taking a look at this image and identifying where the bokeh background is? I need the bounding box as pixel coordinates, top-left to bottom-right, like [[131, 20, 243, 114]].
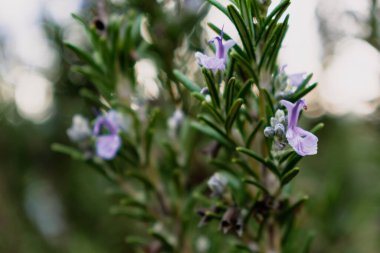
[[0, 0, 379, 252]]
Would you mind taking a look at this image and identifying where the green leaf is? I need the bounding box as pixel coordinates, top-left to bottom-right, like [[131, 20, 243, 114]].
[[257, 0, 290, 43], [173, 69, 201, 92], [206, 0, 230, 19], [265, 0, 291, 26], [125, 236, 149, 246], [281, 152, 301, 176], [144, 108, 160, 165], [239, 0, 255, 40], [227, 5, 256, 60], [79, 88, 108, 108], [259, 16, 289, 71], [201, 101, 224, 123], [65, 42, 104, 73], [149, 231, 175, 251], [51, 143, 85, 160], [237, 79, 254, 99], [126, 171, 155, 189], [224, 77, 237, 113], [244, 178, 269, 194], [191, 121, 235, 148], [246, 119, 264, 147], [202, 68, 220, 108], [302, 232, 316, 253], [287, 82, 318, 102], [131, 15, 143, 44], [295, 73, 313, 91], [225, 98, 244, 133], [231, 51, 259, 83], [234, 243, 255, 252], [236, 147, 280, 178], [281, 167, 300, 186], [198, 115, 228, 140], [262, 88, 275, 116], [191, 92, 206, 102], [72, 66, 112, 97], [267, 16, 289, 71], [210, 159, 239, 176], [279, 196, 308, 220], [110, 206, 155, 221], [120, 198, 147, 210], [232, 158, 259, 179], [310, 122, 324, 133], [236, 147, 266, 164]]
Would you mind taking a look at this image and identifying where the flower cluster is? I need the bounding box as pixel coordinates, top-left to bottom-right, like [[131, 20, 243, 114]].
[[67, 110, 125, 160], [264, 109, 287, 139], [265, 99, 318, 156]]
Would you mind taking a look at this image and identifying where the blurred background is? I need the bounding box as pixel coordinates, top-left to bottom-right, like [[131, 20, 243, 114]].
[[0, 0, 379, 252]]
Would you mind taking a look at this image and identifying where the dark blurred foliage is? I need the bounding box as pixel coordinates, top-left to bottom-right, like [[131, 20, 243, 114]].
[[0, 1, 133, 253], [0, 0, 379, 253]]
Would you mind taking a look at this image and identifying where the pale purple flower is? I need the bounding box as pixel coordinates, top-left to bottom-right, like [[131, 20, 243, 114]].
[[279, 65, 306, 87], [195, 29, 235, 70], [93, 110, 122, 160], [167, 108, 184, 137], [207, 172, 228, 197], [280, 99, 318, 156], [288, 72, 306, 87]]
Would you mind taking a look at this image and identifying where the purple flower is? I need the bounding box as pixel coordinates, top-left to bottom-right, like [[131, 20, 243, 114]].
[[288, 72, 306, 87], [280, 99, 318, 156], [93, 110, 122, 160], [279, 65, 306, 87], [195, 28, 235, 70]]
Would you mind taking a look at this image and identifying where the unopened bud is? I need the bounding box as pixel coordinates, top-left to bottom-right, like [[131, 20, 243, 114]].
[[270, 117, 278, 128], [208, 173, 228, 197], [200, 87, 209, 95], [264, 126, 275, 138], [275, 110, 285, 123], [274, 123, 285, 137]]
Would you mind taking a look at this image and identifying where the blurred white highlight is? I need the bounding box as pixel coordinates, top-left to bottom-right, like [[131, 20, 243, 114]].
[[320, 39, 380, 115], [135, 59, 160, 99], [14, 70, 53, 122]]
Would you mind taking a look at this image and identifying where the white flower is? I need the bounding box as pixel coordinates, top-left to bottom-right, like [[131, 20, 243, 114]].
[[207, 173, 228, 196], [67, 115, 91, 142], [168, 109, 184, 131]]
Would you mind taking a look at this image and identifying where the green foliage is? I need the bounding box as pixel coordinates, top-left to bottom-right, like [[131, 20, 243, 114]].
[[55, 0, 323, 252]]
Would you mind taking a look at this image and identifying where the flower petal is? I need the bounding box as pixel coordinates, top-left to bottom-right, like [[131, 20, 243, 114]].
[[96, 135, 121, 160], [286, 127, 318, 156], [222, 39, 235, 59], [288, 73, 305, 87], [195, 52, 225, 70], [280, 99, 306, 129]]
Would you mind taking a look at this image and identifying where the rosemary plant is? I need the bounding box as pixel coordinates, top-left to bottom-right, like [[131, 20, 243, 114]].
[[53, 0, 323, 252]]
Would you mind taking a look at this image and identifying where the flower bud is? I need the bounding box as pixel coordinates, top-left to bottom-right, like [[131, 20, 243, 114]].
[[275, 109, 285, 123], [168, 109, 184, 132], [270, 117, 278, 128], [207, 173, 228, 197], [67, 115, 91, 142], [274, 123, 285, 137], [200, 87, 209, 95], [264, 126, 275, 138]]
